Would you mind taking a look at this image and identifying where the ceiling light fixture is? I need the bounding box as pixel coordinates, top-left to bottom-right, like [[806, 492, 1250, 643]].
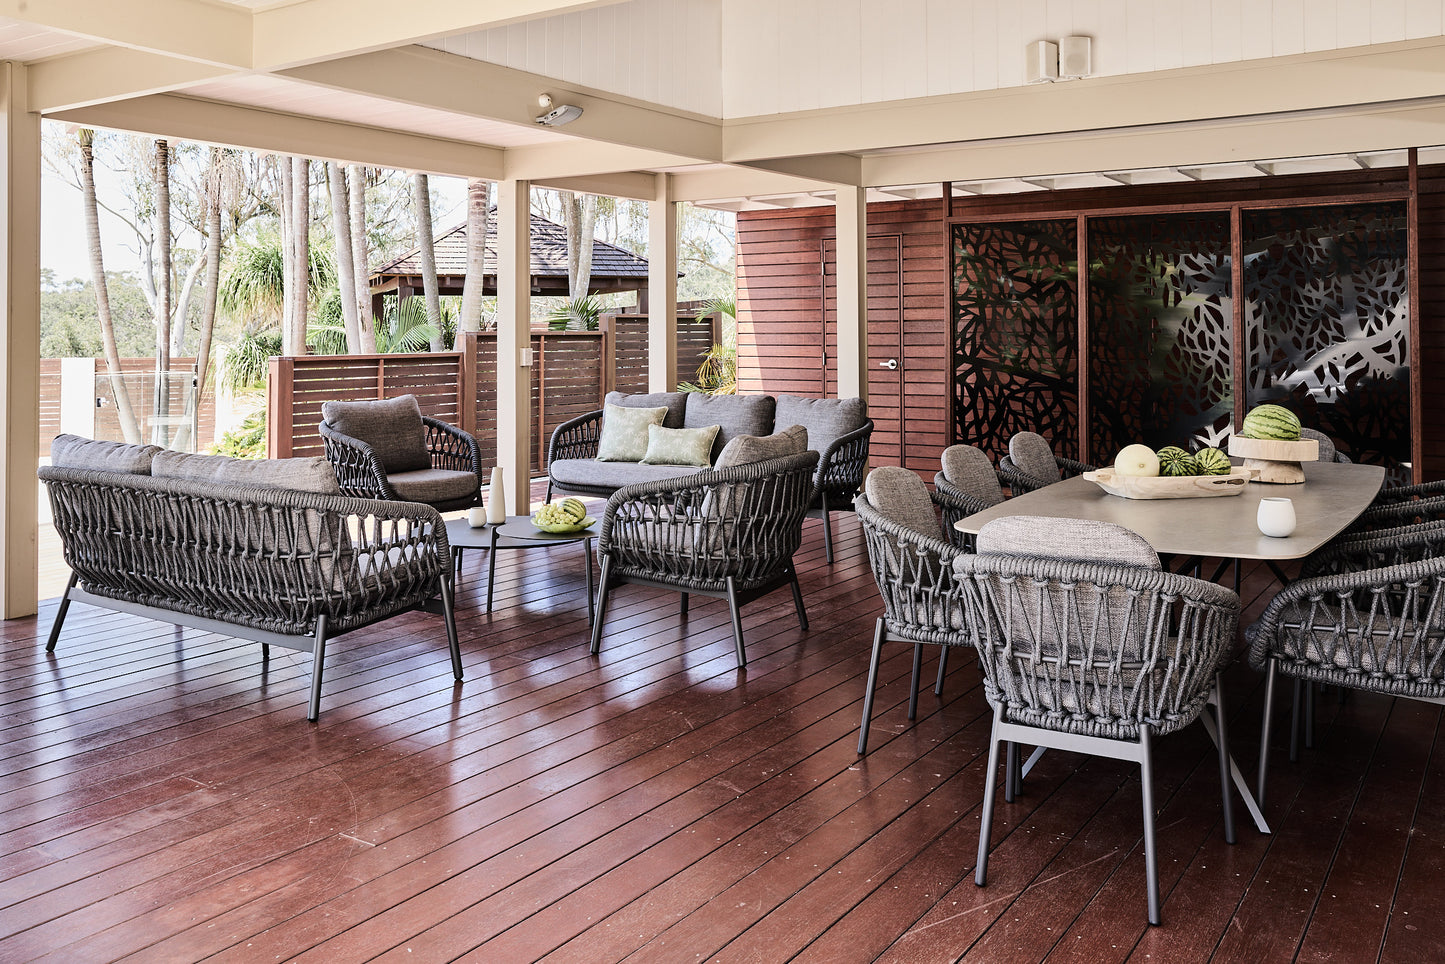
[[535, 92, 583, 127]]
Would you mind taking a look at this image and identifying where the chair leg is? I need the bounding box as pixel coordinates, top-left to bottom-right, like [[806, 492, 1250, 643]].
[[1258, 658, 1278, 811], [1140, 728, 1160, 926], [788, 565, 808, 631], [1289, 678, 1302, 762], [934, 646, 949, 696], [680, 593, 689, 617], [1305, 681, 1315, 749], [976, 713, 1004, 886], [1212, 673, 1236, 845], [439, 575, 463, 681], [307, 614, 328, 722], [589, 556, 613, 656], [857, 618, 887, 755], [45, 573, 78, 652], [907, 643, 924, 721], [1005, 741, 1020, 803], [725, 575, 747, 668], [819, 493, 834, 563]]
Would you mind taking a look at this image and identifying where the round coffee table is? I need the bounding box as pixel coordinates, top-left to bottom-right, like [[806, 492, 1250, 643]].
[[444, 515, 599, 623]]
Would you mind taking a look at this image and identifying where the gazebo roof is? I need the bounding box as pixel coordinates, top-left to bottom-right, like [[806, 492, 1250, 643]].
[[369, 213, 651, 295]]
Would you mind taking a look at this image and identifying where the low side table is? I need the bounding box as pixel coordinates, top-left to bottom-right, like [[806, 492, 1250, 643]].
[[443, 515, 598, 623]]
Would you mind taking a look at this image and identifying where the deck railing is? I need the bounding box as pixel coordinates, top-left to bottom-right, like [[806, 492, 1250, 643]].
[[266, 313, 721, 472]]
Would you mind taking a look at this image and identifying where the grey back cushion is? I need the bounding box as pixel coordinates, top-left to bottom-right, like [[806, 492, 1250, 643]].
[[941, 444, 1004, 506], [321, 394, 431, 474], [1299, 427, 1337, 463], [1008, 431, 1061, 482], [977, 515, 1160, 570], [685, 393, 776, 461], [50, 434, 161, 475], [152, 451, 342, 495], [715, 424, 808, 470], [604, 390, 688, 429], [774, 395, 866, 452], [863, 465, 937, 539]]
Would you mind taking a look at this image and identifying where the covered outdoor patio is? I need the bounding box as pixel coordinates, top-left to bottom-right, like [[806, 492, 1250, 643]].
[[3, 515, 1438, 961]]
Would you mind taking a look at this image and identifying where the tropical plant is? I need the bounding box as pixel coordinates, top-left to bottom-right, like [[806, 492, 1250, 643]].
[[546, 294, 603, 331], [220, 235, 336, 329], [678, 344, 737, 395], [214, 409, 266, 459], [377, 295, 444, 353], [220, 330, 282, 392]]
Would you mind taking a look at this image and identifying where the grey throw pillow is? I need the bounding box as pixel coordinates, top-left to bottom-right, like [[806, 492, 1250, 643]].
[[152, 451, 342, 495], [684, 393, 776, 461], [714, 424, 808, 469], [596, 404, 668, 462], [774, 395, 867, 453], [640, 424, 719, 466], [321, 394, 431, 473], [50, 434, 161, 475], [604, 390, 688, 429]]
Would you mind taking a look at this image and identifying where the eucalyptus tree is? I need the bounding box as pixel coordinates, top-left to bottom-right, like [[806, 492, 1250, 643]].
[[411, 171, 442, 350], [458, 178, 491, 332], [326, 161, 362, 352], [347, 164, 375, 351]]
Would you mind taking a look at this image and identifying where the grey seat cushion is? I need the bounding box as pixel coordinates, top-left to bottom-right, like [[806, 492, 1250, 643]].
[[864, 465, 937, 539], [715, 425, 808, 470], [605, 390, 688, 429], [941, 444, 1004, 506], [50, 434, 161, 475], [774, 395, 866, 452], [387, 468, 481, 505], [550, 458, 707, 489], [152, 451, 341, 495], [685, 393, 776, 462], [322, 394, 431, 473], [977, 515, 1161, 570], [1008, 431, 1062, 483]]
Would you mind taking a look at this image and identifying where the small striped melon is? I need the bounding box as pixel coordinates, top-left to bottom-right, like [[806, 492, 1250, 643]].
[[1157, 446, 1198, 477], [1194, 447, 1231, 475], [559, 497, 588, 522], [1241, 404, 1301, 441]]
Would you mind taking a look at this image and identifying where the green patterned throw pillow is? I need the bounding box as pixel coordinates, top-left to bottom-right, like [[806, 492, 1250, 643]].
[[640, 424, 720, 466], [596, 404, 668, 462]]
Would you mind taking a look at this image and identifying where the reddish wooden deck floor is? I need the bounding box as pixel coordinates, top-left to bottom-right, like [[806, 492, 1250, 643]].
[[3, 514, 1443, 962]]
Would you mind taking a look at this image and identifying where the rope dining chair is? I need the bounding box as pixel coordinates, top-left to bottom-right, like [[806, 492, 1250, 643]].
[[996, 431, 1094, 495]]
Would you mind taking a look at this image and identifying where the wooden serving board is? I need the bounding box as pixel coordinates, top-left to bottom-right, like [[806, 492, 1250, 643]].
[[1228, 436, 1319, 484], [1083, 467, 1256, 500]]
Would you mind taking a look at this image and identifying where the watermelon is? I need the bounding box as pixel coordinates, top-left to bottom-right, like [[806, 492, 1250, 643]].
[[559, 497, 588, 522], [1194, 447, 1231, 475], [1157, 446, 1197, 477], [1241, 404, 1301, 441]]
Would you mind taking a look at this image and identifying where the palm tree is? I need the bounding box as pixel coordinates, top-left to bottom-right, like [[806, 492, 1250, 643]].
[[151, 138, 173, 444], [219, 235, 336, 331], [347, 164, 375, 351], [412, 171, 442, 350], [459, 178, 491, 332], [561, 190, 598, 296]]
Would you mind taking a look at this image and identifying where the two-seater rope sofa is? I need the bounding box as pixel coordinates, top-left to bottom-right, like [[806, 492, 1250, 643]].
[[40, 435, 463, 721]]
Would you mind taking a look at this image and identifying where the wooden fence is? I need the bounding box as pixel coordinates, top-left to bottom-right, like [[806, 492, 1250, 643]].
[[267, 313, 721, 472], [39, 357, 215, 457]]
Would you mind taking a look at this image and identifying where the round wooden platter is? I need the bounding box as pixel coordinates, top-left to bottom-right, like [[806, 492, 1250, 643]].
[[1083, 467, 1256, 500], [1227, 436, 1319, 484]]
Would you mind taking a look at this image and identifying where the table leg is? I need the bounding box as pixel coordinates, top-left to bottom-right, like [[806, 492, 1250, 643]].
[[1197, 707, 1270, 834], [486, 526, 499, 614]]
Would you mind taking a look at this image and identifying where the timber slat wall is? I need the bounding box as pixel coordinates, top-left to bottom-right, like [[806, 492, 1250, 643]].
[[737, 166, 1445, 481], [38, 357, 216, 457]]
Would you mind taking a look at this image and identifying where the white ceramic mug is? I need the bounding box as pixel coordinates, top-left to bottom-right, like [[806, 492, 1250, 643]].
[[467, 505, 489, 528], [1257, 497, 1297, 538]]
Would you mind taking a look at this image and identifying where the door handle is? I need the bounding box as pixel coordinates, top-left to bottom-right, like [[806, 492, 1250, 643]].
[[879, 358, 899, 370]]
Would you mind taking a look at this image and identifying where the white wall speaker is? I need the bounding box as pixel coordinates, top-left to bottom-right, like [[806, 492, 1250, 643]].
[[1059, 36, 1092, 79], [1025, 40, 1059, 84]]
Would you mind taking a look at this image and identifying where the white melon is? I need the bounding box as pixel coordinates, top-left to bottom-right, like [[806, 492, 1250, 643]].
[[1114, 443, 1160, 478]]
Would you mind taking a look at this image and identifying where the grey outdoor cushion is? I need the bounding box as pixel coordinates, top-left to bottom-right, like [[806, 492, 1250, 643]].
[[685, 393, 776, 461], [321, 394, 431, 474], [596, 404, 668, 461], [151, 451, 341, 495], [977, 515, 1161, 570], [941, 444, 1004, 506], [550, 458, 707, 489], [387, 467, 482, 505], [604, 390, 688, 429], [50, 434, 161, 475], [864, 465, 938, 539], [641, 424, 719, 466], [1299, 427, 1341, 463], [1008, 431, 1062, 483], [715, 424, 808, 470], [774, 394, 866, 452]]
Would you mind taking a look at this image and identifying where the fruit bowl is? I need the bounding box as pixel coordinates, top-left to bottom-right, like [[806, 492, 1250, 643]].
[[530, 514, 597, 534], [1084, 467, 1256, 500]]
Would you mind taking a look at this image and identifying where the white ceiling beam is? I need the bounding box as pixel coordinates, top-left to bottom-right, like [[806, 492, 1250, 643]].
[[859, 97, 1445, 188], [2, 0, 250, 67], [722, 36, 1445, 162], [505, 140, 696, 182], [279, 46, 723, 164], [736, 154, 863, 186], [49, 94, 505, 180], [669, 166, 834, 203], [531, 171, 659, 201], [28, 47, 233, 113]]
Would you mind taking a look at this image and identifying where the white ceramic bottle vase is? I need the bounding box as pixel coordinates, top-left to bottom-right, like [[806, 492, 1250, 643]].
[[1257, 497, 1297, 538], [487, 467, 507, 524]]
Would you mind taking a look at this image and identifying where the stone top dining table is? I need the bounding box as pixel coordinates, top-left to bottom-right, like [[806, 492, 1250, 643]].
[[954, 460, 1387, 561]]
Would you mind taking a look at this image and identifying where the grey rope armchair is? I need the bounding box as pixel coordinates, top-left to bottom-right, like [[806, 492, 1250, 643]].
[[996, 431, 1094, 495], [957, 516, 1241, 926], [934, 443, 1007, 548], [319, 394, 484, 512], [1249, 520, 1445, 809], [854, 467, 978, 755], [589, 451, 820, 669], [806, 417, 875, 564]]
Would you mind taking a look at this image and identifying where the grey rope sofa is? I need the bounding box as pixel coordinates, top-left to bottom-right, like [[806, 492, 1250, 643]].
[[40, 446, 463, 721]]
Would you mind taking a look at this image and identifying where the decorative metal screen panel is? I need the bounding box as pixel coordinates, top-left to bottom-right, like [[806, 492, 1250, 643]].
[[951, 220, 1079, 462], [1088, 212, 1234, 461], [1243, 203, 1410, 480]]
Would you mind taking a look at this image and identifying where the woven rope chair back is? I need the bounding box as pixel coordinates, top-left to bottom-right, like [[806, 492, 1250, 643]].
[[855, 484, 968, 644]]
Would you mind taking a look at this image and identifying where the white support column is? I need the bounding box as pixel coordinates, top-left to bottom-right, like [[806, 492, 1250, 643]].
[[496, 178, 532, 515], [0, 63, 39, 619], [647, 173, 677, 392], [835, 186, 868, 401]]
